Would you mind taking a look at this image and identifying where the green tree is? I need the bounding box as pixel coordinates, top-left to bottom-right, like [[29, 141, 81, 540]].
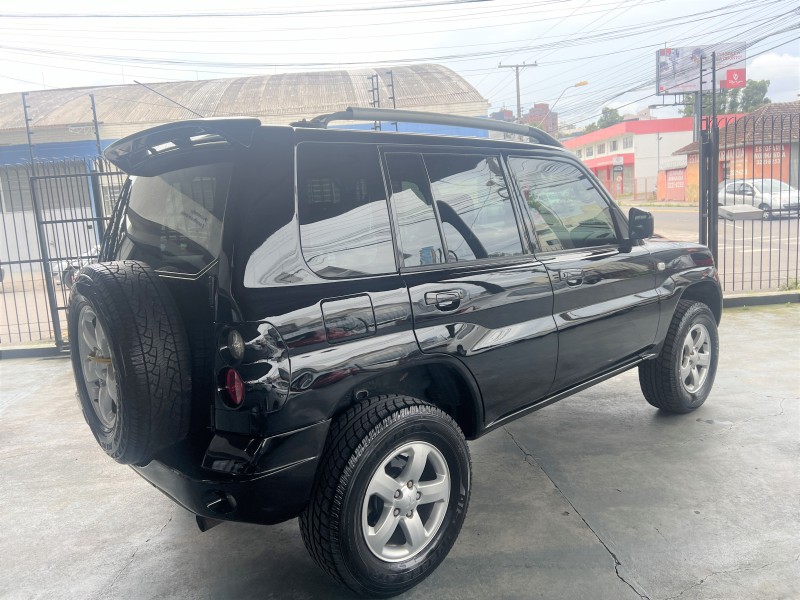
[[739, 79, 771, 112], [682, 79, 770, 116], [597, 107, 623, 128]]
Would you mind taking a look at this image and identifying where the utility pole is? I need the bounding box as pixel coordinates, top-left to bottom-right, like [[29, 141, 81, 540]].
[[498, 62, 536, 122], [367, 74, 381, 131], [90, 94, 104, 170], [385, 70, 398, 131], [21, 93, 36, 175]]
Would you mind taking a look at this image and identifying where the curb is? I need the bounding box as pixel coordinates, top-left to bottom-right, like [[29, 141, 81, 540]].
[[723, 291, 800, 308]]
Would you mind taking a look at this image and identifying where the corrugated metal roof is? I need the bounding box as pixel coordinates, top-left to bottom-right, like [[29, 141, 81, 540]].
[[674, 101, 800, 155], [0, 64, 488, 130]]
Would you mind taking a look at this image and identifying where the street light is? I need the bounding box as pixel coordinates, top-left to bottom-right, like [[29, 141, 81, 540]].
[[538, 81, 589, 129]]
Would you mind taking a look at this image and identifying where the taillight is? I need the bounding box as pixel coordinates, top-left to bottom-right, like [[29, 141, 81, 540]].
[[223, 368, 245, 407]]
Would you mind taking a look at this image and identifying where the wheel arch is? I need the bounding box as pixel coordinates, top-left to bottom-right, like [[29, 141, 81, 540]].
[[679, 280, 722, 324], [334, 358, 484, 440]]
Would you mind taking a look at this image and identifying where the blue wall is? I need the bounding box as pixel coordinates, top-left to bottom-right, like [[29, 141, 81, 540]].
[[0, 139, 113, 165]]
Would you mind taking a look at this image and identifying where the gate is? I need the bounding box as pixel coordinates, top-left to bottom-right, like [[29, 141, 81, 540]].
[[699, 107, 800, 293], [0, 159, 125, 351]]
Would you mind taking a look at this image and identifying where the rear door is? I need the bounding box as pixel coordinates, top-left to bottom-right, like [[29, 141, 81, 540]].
[[505, 153, 660, 393], [382, 148, 558, 425]]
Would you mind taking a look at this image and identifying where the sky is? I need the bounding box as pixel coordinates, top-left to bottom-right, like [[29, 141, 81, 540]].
[[0, 0, 798, 127]]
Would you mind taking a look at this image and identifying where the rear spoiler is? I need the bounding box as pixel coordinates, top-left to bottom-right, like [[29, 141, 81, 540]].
[[104, 118, 261, 176]]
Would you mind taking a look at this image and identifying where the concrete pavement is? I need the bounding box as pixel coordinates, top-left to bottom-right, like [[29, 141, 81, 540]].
[[1, 305, 798, 600]]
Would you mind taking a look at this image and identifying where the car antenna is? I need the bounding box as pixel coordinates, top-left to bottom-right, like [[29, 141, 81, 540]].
[[133, 80, 205, 118]]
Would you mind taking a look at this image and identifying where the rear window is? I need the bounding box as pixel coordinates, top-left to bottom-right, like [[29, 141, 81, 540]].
[[119, 162, 232, 274]]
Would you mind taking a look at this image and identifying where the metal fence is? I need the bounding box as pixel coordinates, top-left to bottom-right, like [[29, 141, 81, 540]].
[[699, 110, 800, 293], [0, 158, 124, 348]]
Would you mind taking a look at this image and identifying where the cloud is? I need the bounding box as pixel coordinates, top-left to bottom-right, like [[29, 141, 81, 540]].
[[748, 53, 800, 101]]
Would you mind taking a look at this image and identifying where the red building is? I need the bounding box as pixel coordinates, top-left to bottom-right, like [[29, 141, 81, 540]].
[[522, 103, 558, 137]]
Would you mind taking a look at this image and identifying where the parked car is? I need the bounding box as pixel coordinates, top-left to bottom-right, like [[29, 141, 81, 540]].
[[718, 178, 800, 219], [68, 109, 722, 598]]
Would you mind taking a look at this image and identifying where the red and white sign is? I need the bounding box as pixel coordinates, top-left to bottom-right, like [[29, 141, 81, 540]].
[[721, 68, 746, 89]]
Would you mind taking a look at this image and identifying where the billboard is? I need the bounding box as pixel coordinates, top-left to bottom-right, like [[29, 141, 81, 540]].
[[657, 43, 746, 95]]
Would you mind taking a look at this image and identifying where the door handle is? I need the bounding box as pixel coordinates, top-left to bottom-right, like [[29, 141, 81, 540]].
[[424, 289, 463, 311], [560, 269, 583, 287]]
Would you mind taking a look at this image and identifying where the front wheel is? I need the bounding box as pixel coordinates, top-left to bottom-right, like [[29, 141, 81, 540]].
[[299, 395, 471, 598], [639, 300, 719, 413]]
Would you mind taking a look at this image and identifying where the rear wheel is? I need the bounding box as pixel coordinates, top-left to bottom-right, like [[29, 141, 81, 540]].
[[300, 395, 471, 598], [639, 300, 719, 413], [758, 203, 773, 220]]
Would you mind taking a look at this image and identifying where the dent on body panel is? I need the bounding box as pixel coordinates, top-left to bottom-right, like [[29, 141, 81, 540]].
[[234, 322, 292, 413]]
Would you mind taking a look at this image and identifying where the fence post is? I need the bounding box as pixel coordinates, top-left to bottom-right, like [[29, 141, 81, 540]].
[[708, 122, 719, 265], [698, 127, 709, 245], [30, 177, 65, 350], [88, 167, 106, 242]]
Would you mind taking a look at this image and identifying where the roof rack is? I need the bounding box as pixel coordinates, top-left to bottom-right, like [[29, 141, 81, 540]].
[[293, 107, 562, 148]]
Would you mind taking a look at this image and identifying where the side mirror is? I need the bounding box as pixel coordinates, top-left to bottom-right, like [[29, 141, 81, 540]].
[[629, 207, 654, 241]]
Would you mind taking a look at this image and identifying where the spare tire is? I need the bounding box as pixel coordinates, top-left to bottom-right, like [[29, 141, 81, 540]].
[[68, 260, 192, 465]]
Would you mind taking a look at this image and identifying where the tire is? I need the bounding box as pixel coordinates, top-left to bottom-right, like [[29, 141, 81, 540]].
[[639, 299, 719, 413], [758, 203, 772, 220], [299, 395, 471, 598], [68, 260, 192, 465]]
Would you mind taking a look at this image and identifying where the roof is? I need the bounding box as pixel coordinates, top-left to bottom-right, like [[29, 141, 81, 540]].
[[0, 64, 489, 131], [562, 115, 744, 149], [673, 101, 800, 155]]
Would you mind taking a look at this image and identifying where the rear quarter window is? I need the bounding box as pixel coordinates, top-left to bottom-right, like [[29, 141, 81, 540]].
[[296, 143, 396, 278]]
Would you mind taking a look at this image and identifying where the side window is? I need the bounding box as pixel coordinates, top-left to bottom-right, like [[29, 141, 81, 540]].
[[385, 153, 446, 267], [423, 154, 523, 262], [507, 156, 618, 252], [725, 183, 738, 194], [297, 143, 396, 278]]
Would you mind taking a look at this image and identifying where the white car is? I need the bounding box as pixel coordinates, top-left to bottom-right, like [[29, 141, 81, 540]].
[[718, 179, 800, 220]]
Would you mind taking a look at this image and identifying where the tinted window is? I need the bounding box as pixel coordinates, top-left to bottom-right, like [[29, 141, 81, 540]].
[[508, 157, 618, 251], [297, 143, 396, 278], [385, 153, 445, 268], [120, 162, 231, 274], [423, 154, 523, 262]]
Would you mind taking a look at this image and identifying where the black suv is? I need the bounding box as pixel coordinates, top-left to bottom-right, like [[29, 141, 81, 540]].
[[68, 108, 721, 598]]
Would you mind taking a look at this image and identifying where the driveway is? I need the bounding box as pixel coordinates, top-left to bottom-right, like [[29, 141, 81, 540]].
[[1, 305, 798, 600]]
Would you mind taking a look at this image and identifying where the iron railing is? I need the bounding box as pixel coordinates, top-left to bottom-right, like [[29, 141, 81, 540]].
[[0, 158, 124, 348]]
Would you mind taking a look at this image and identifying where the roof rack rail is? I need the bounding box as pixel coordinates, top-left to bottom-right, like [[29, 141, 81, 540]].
[[293, 107, 562, 148]]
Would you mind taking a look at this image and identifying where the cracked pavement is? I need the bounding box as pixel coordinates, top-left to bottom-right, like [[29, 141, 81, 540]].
[[1, 304, 798, 599]]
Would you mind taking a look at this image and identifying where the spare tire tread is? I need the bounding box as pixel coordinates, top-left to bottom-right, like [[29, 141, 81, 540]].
[[69, 260, 192, 464]]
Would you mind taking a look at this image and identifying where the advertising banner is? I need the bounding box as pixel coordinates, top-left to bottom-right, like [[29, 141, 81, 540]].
[[656, 43, 746, 95]]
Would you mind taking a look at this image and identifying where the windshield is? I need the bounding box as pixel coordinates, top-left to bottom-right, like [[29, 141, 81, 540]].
[[753, 179, 792, 194]]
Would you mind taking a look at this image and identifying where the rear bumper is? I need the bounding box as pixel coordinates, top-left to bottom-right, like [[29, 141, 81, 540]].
[[131, 419, 330, 526]]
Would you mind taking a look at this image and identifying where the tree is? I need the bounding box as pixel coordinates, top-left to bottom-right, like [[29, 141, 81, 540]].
[[597, 107, 623, 128], [682, 79, 770, 116], [739, 79, 771, 113]]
